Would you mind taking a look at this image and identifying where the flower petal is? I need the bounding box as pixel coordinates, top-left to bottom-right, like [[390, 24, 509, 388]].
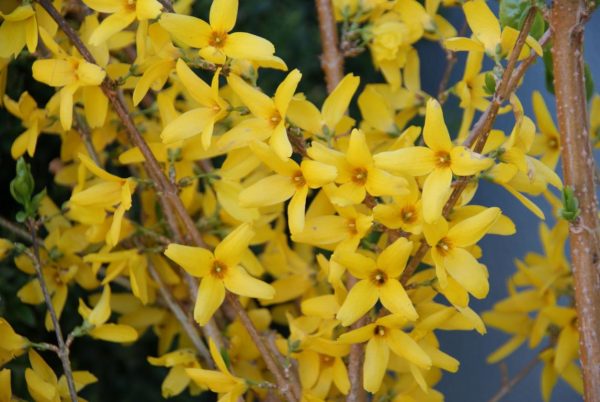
[[421, 168, 452, 223], [363, 337, 389, 394], [322, 74, 360, 130], [194, 276, 225, 325], [159, 13, 211, 48], [239, 174, 295, 207], [377, 237, 413, 278], [387, 329, 431, 368], [164, 244, 213, 277], [423, 98, 452, 152], [89, 10, 136, 46], [444, 248, 489, 299], [450, 146, 493, 176], [448, 207, 500, 247], [161, 108, 215, 144], [288, 185, 308, 234], [215, 223, 254, 267], [209, 0, 237, 32], [274, 69, 301, 117], [223, 265, 274, 299], [223, 32, 276, 61], [336, 280, 378, 326], [380, 280, 418, 321]]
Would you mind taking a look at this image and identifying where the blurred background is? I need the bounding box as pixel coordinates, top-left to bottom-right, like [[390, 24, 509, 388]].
[[1, 0, 597, 401]]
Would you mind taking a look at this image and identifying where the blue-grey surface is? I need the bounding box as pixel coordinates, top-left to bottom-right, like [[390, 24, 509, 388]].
[[428, 9, 600, 402]]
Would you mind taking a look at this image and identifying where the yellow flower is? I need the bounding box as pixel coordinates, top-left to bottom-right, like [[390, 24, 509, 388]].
[[334, 237, 418, 326], [590, 94, 600, 147], [0, 369, 11, 402], [148, 349, 201, 398], [25, 349, 97, 402], [228, 69, 302, 159], [0, 5, 38, 58], [83, 0, 163, 45], [424, 207, 501, 301], [159, 0, 284, 67], [32, 54, 106, 130], [69, 153, 136, 247], [186, 339, 247, 401], [160, 59, 228, 148], [444, 0, 542, 59], [3, 91, 54, 159], [287, 73, 360, 139], [78, 285, 139, 342], [164, 223, 275, 325], [309, 129, 409, 206], [0, 318, 27, 366], [373, 178, 423, 234], [338, 315, 432, 393], [239, 141, 337, 234], [374, 99, 493, 222], [530, 91, 561, 169]]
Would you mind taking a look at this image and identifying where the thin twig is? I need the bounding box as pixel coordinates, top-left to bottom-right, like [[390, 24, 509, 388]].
[[226, 293, 301, 402], [157, 0, 175, 13], [487, 355, 540, 402], [346, 275, 368, 402], [25, 220, 78, 402], [315, 0, 345, 92], [147, 258, 213, 368], [0, 216, 33, 242], [73, 112, 102, 166], [438, 22, 468, 105]]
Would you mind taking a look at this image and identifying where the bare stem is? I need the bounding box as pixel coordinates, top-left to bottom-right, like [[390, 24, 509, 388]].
[[438, 22, 468, 105], [73, 112, 101, 166], [226, 293, 301, 402], [550, 1, 600, 398], [25, 220, 78, 402], [315, 0, 344, 92], [346, 275, 367, 402], [0, 216, 33, 242], [147, 258, 213, 367], [487, 354, 540, 402]]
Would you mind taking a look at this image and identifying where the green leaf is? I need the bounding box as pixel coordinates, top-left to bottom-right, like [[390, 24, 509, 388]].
[[483, 73, 497, 96], [530, 11, 545, 40], [10, 157, 35, 207], [499, 0, 531, 30], [559, 186, 581, 222], [585, 63, 595, 102]]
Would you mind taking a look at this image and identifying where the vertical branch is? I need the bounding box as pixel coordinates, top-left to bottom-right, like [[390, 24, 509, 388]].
[[25, 220, 78, 402], [315, 0, 345, 92], [550, 1, 600, 400], [345, 276, 367, 402]]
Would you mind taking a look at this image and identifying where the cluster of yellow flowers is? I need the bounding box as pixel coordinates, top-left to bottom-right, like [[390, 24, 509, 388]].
[[0, 0, 590, 401]]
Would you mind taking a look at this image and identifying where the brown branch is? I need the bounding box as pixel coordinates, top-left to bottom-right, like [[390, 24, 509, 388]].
[[147, 258, 213, 368], [550, 1, 600, 399], [315, 0, 345, 92], [0, 216, 33, 242], [487, 354, 540, 402], [438, 22, 468, 105], [346, 275, 367, 402], [25, 219, 78, 402], [401, 9, 543, 285], [157, 0, 175, 13], [226, 293, 301, 402], [34, 1, 296, 396], [73, 112, 101, 166]]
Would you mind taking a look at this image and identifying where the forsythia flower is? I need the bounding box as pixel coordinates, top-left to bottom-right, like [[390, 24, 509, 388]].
[[0, 5, 38, 58], [374, 99, 493, 223], [228, 69, 302, 159], [424, 207, 501, 304], [83, 0, 163, 45], [164, 223, 275, 325], [240, 141, 337, 234], [186, 339, 247, 401], [160, 59, 228, 148], [25, 349, 97, 402], [32, 55, 106, 130], [69, 154, 136, 247], [160, 0, 284, 67], [334, 237, 418, 326]]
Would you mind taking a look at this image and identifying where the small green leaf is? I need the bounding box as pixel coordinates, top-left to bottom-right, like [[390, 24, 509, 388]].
[[483, 73, 497, 95], [585, 63, 595, 102], [559, 186, 581, 221], [543, 51, 555, 95], [10, 157, 35, 207], [499, 0, 530, 30]]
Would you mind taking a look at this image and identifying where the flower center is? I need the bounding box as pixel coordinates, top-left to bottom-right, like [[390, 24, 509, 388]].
[[319, 354, 335, 367], [291, 171, 306, 188], [211, 260, 228, 279], [269, 111, 282, 127], [400, 205, 417, 224], [347, 219, 358, 235], [434, 151, 451, 168], [547, 137, 559, 150], [351, 167, 368, 185], [209, 31, 228, 48], [436, 237, 453, 257], [374, 325, 386, 337], [370, 269, 388, 286]]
